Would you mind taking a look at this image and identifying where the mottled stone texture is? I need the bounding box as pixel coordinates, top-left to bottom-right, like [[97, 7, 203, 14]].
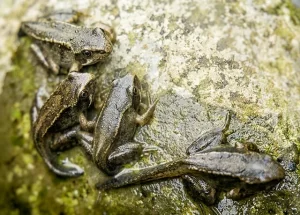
[[0, 0, 300, 214]]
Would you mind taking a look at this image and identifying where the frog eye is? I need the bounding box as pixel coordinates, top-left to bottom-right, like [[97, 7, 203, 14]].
[[82, 50, 92, 57], [133, 87, 138, 95], [99, 50, 106, 54], [80, 90, 89, 99]]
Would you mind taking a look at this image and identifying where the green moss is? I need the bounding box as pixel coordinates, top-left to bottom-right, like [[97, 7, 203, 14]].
[[274, 20, 295, 43], [127, 31, 137, 46], [126, 61, 147, 77], [264, 0, 300, 25]]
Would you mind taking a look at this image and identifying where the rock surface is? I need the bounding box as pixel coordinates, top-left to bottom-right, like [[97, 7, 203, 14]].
[[0, 0, 300, 214]]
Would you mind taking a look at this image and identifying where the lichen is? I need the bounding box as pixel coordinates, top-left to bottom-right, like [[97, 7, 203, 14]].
[[1, 0, 300, 214]]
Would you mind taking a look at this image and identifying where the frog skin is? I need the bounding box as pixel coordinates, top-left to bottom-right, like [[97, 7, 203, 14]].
[[96, 113, 285, 204], [32, 72, 96, 177], [55, 74, 159, 175], [20, 11, 113, 74]]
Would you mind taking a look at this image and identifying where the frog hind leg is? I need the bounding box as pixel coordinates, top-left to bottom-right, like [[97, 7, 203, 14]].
[[38, 136, 84, 177], [96, 22, 116, 43], [107, 142, 162, 175], [51, 128, 94, 157], [182, 174, 216, 205], [40, 10, 83, 23], [50, 126, 80, 151], [108, 142, 143, 167], [31, 43, 60, 74]]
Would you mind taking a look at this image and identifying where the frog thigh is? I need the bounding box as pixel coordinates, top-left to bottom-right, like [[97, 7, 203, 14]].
[[108, 142, 144, 166], [50, 127, 79, 151], [182, 174, 216, 205]]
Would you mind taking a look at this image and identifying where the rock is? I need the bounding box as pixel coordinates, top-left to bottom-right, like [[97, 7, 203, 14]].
[[0, 0, 300, 214]]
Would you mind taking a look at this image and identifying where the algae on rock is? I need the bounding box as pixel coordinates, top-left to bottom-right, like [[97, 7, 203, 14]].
[[0, 0, 300, 214]]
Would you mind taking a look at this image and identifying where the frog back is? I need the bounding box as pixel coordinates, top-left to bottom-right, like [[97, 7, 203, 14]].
[[185, 149, 285, 184], [92, 75, 138, 164], [93, 86, 132, 153], [33, 72, 95, 141], [21, 21, 110, 53]]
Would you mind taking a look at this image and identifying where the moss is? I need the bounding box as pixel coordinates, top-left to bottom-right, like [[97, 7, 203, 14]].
[[1, 0, 300, 214], [264, 0, 300, 25], [274, 20, 296, 44], [126, 61, 147, 78], [127, 31, 138, 46]]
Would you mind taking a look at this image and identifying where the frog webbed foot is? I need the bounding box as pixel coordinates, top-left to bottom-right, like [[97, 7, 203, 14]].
[[235, 142, 260, 153], [182, 174, 216, 205], [226, 187, 255, 200], [69, 61, 83, 73]]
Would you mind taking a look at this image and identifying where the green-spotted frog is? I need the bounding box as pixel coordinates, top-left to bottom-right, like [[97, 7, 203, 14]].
[[32, 72, 95, 177], [96, 113, 285, 204], [55, 74, 159, 175], [20, 11, 113, 74]]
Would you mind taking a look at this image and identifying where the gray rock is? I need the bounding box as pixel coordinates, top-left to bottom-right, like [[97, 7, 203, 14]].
[[0, 0, 300, 214]]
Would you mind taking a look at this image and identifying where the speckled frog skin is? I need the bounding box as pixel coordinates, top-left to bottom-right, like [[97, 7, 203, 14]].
[[32, 72, 96, 177], [20, 11, 113, 74], [96, 113, 285, 204], [62, 74, 159, 175]]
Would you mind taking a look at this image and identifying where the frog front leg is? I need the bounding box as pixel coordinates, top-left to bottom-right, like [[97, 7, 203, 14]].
[[31, 84, 50, 125], [136, 99, 159, 126], [31, 43, 60, 74], [186, 111, 232, 155]]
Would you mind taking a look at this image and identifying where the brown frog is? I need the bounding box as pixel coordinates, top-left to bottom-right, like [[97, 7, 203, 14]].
[[53, 74, 159, 175], [32, 72, 95, 177], [20, 11, 113, 74], [96, 112, 285, 204]]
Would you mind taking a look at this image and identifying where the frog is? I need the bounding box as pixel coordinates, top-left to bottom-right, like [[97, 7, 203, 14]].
[[95, 112, 285, 205], [53, 73, 159, 175], [20, 10, 113, 74], [32, 72, 96, 177]]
